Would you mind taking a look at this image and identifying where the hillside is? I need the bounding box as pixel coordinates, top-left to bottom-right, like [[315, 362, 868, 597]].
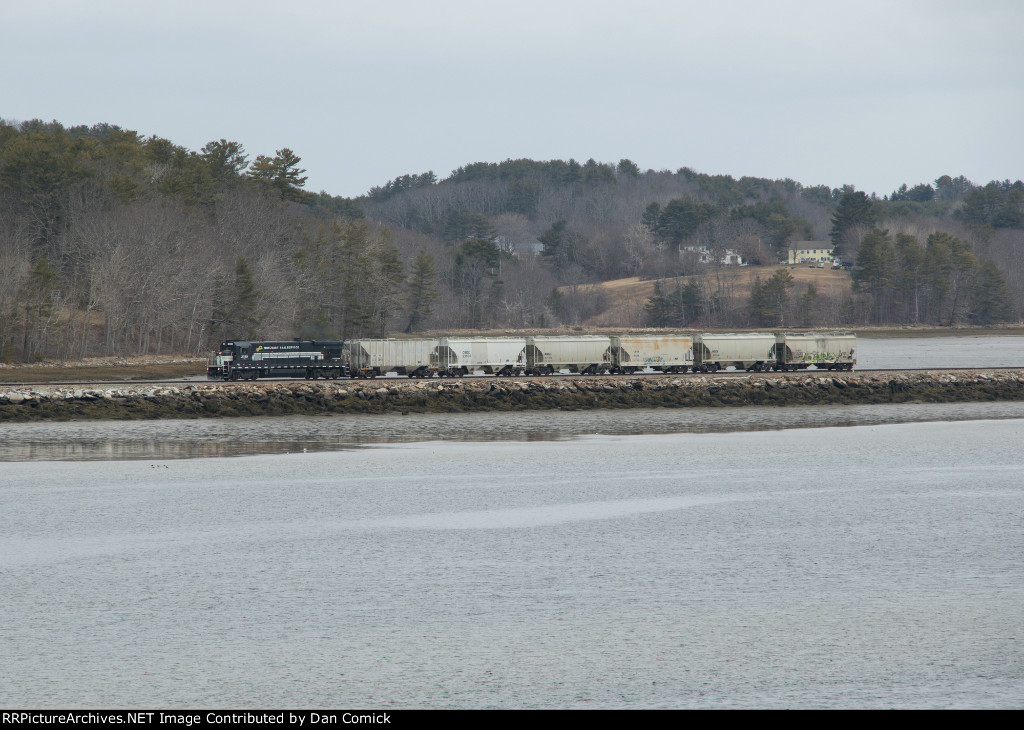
[[582, 266, 854, 327], [0, 118, 1022, 362]]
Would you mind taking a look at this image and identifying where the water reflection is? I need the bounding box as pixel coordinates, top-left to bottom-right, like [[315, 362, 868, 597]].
[[4, 401, 1024, 461]]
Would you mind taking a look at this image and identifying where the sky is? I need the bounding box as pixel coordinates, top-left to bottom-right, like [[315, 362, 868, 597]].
[[4, 0, 1022, 199]]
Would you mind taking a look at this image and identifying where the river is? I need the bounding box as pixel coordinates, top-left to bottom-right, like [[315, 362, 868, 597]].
[[2, 401, 1022, 708]]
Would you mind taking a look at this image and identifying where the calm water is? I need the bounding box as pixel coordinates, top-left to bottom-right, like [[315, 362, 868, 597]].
[[856, 335, 1024, 370], [1, 408, 1022, 708], [4, 402, 1024, 461]]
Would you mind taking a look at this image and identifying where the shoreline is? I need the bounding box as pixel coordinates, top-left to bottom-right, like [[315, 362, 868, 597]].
[[2, 370, 1023, 423]]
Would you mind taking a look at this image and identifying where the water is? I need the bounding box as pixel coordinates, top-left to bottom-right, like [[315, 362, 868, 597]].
[[3, 402, 1024, 461], [857, 335, 1024, 370], [2, 410, 1023, 708]]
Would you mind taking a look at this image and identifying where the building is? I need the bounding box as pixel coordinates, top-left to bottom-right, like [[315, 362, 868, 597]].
[[787, 242, 835, 265], [680, 245, 746, 266]]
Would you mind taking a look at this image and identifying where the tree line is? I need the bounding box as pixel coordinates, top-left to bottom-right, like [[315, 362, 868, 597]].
[[1, 117, 1022, 362]]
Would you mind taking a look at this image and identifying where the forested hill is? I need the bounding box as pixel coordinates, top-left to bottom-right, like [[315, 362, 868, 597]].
[[1, 118, 1022, 362]]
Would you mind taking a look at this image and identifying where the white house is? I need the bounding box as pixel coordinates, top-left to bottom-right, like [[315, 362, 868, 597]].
[[680, 245, 745, 266]]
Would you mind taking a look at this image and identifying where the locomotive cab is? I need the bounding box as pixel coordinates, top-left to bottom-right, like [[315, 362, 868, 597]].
[[208, 341, 248, 379]]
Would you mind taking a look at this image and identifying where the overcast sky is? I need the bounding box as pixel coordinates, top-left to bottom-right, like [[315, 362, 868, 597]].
[[5, 0, 1022, 199]]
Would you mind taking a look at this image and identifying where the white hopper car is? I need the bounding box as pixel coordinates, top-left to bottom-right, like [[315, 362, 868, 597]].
[[431, 337, 527, 377], [346, 338, 439, 378], [524, 335, 614, 375], [693, 333, 777, 372], [609, 335, 694, 373], [772, 332, 856, 371]]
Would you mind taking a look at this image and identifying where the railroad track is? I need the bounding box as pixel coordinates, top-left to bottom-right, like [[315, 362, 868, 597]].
[[2, 366, 1022, 389]]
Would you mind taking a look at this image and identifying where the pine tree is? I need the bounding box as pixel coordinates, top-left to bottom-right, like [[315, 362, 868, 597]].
[[644, 281, 674, 326], [970, 261, 1013, 323], [405, 251, 439, 333], [232, 257, 261, 339], [852, 229, 895, 322], [749, 269, 794, 326], [830, 189, 876, 255], [798, 283, 819, 326]]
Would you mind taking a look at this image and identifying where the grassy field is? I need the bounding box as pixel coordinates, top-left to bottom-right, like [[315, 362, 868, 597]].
[[580, 266, 854, 326]]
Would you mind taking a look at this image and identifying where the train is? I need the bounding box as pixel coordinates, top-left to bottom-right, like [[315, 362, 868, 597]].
[[207, 339, 348, 381], [208, 332, 855, 381]]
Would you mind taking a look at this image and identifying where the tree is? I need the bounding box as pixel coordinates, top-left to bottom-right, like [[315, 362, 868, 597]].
[[452, 238, 505, 328], [506, 179, 540, 218], [889, 182, 934, 202], [830, 189, 875, 255], [893, 233, 925, 324], [644, 281, 675, 326], [222, 256, 261, 339], [623, 223, 657, 276], [366, 239, 405, 337], [616, 158, 640, 179], [748, 269, 793, 326], [438, 209, 494, 244], [970, 261, 1012, 324], [335, 222, 401, 337], [582, 158, 616, 185], [852, 229, 895, 323], [405, 250, 439, 332], [925, 232, 975, 325], [18, 256, 60, 360], [730, 198, 813, 252], [798, 283, 819, 326], [649, 197, 715, 245], [539, 220, 587, 278], [641, 203, 663, 238], [0, 127, 85, 245], [934, 174, 974, 201], [993, 187, 1024, 229], [201, 139, 249, 181], [645, 279, 701, 327], [247, 148, 310, 202]]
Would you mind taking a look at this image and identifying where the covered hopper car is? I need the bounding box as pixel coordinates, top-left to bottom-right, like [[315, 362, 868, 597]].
[[609, 335, 693, 373], [693, 333, 777, 372], [523, 335, 613, 375], [346, 338, 439, 378], [771, 332, 856, 371], [432, 337, 528, 377]]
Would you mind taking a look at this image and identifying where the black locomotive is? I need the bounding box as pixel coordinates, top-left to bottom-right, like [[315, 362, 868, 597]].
[[207, 340, 348, 381]]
